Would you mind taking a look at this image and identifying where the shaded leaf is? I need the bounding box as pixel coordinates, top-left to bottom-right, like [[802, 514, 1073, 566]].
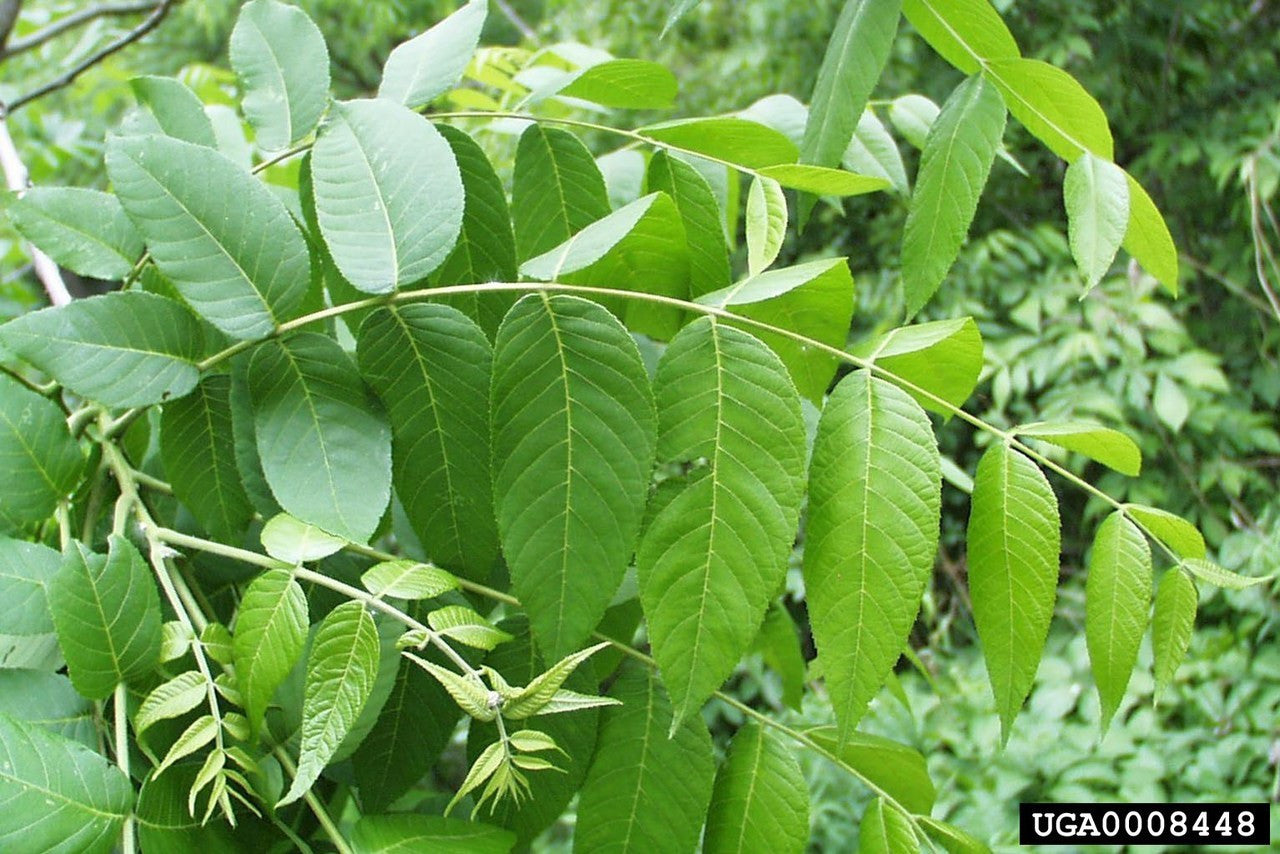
[[0, 539, 61, 635], [0, 670, 93, 745], [511, 124, 610, 262], [4, 188, 142, 279], [0, 379, 85, 531], [844, 110, 910, 196], [807, 729, 935, 814], [130, 76, 216, 147], [351, 814, 515, 854], [645, 150, 731, 297], [1064, 153, 1129, 292]]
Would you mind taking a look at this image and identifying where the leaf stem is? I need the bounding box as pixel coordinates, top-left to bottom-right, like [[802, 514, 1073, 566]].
[[114, 681, 136, 854], [275, 747, 353, 854]]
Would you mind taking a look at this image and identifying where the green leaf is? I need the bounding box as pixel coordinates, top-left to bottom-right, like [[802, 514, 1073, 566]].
[[429, 124, 519, 336], [638, 319, 806, 721], [511, 124, 611, 261], [135, 671, 207, 735], [1064, 153, 1129, 292], [229, 357, 282, 519], [334, 615, 404, 762], [311, 99, 464, 293], [575, 666, 715, 853], [233, 568, 308, 735], [247, 332, 392, 543], [801, 0, 901, 176], [260, 512, 347, 563], [354, 656, 462, 813], [987, 58, 1113, 161], [807, 729, 935, 814], [1152, 373, 1189, 432], [901, 74, 1006, 316], [428, 606, 512, 651], [759, 163, 889, 196], [501, 642, 611, 720], [0, 539, 61, 635], [519, 192, 690, 340], [361, 560, 457, 600], [1017, 421, 1142, 477], [135, 764, 244, 853], [5, 187, 143, 279], [230, 0, 330, 150], [746, 175, 786, 276], [358, 304, 497, 577], [1123, 505, 1204, 559], [404, 652, 496, 721], [844, 110, 910, 196], [967, 443, 1060, 738], [921, 817, 991, 854], [106, 133, 311, 339], [0, 378, 85, 531], [0, 712, 134, 854], [0, 671, 93, 745], [351, 814, 515, 854], [378, 0, 487, 109], [279, 600, 380, 806], [902, 0, 1020, 74], [752, 603, 806, 711], [1123, 172, 1179, 295], [47, 537, 162, 700], [1152, 568, 1196, 701], [555, 59, 678, 109], [888, 94, 938, 150], [857, 316, 983, 414], [704, 722, 809, 854], [0, 292, 202, 408], [1181, 557, 1271, 590], [698, 258, 855, 401], [645, 150, 731, 297], [160, 375, 253, 542], [154, 714, 218, 776], [130, 76, 216, 147], [638, 117, 799, 168], [804, 370, 941, 744], [491, 295, 656, 658], [859, 798, 915, 854], [1085, 512, 1152, 730]]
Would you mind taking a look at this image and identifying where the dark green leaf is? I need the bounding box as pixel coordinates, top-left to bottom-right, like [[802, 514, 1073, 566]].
[[5, 188, 142, 280], [0, 539, 61, 635], [0, 670, 93, 745], [0, 378, 85, 531], [511, 124, 611, 261], [808, 729, 935, 814], [645, 150, 731, 298], [130, 76, 216, 147], [351, 814, 515, 854]]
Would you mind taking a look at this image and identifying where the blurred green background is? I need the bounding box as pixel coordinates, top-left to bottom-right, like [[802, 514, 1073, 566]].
[[2, 1, 1277, 849]]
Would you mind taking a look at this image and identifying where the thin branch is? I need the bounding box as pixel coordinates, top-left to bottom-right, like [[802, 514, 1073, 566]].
[[2, 0, 179, 115], [0, 113, 71, 305], [0, 0, 155, 60], [0, 0, 20, 50], [493, 0, 538, 44]]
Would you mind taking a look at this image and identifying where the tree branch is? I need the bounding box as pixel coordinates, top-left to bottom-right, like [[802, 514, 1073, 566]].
[[2, 0, 179, 115], [0, 113, 71, 305], [0, 0, 21, 51], [0, 0, 156, 61]]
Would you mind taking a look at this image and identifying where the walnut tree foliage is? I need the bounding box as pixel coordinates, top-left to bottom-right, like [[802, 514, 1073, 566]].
[[0, 0, 1269, 851]]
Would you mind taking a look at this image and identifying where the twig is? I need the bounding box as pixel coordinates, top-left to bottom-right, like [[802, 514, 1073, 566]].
[[493, 0, 538, 44], [2, 0, 179, 114], [0, 112, 71, 305], [0, 0, 155, 60], [114, 683, 136, 854], [0, 0, 20, 50]]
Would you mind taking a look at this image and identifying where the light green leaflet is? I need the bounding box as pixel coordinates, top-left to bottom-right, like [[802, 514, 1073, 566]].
[[247, 333, 392, 544], [552, 58, 678, 110], [160, 375, 253, 543], [699, 258, 856, 401], [807, 729, 935, 814], [902, 74, 1006, 317], [888, 93, 938, 149], [574, 666, 714, 853], [843, 109, 910, 196], [637, 116, 799, 168], [134, 764, 241, 851], [360, 307, 499, 581], [746, 175, 786, 275], [378, 0, 487, 109], [1182, 557, 1271, 590], [757, 164, 889, 196], [703, 723, 808, 854], [902, 0, 1020, 74], [804, 370, 941, 745], [645, 150, 732, 297], [279, 601, 379, 805], [0, 377, 85, 530], [519, 191, 689, 339], [1016, 421, 1142, 477], [801, 0, 901, 172], [350, 814, 515, 854], [856, 316, 983, 413], [1085, 512, 1151, 730], [638, 319, 806, 724], [1124, 504, 1204, 558], [0, 539, 61, 635], [231, 568, 308, 737], [967, 443, 1060, 739], [1123, 172, 1179, 294], [1152, 567, 1196, 700], [0, 713, 134, 854], [48, 536, 162, 700], [0, 292, 203, 408], [511, 124, 611, 261], [260, 512, 347, 563], [859, 799, 915, 854], [130, 75, 217, 148], [987, 58, 1113, 161], [1064, 152, 1130, 292], [5, 187, 143, 279], [311, 99, 464, 293], [106, 134, 311, 339], [360, 560, 457, 600], [230, 0, 331, 150], [491, 295, 656, 659]]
